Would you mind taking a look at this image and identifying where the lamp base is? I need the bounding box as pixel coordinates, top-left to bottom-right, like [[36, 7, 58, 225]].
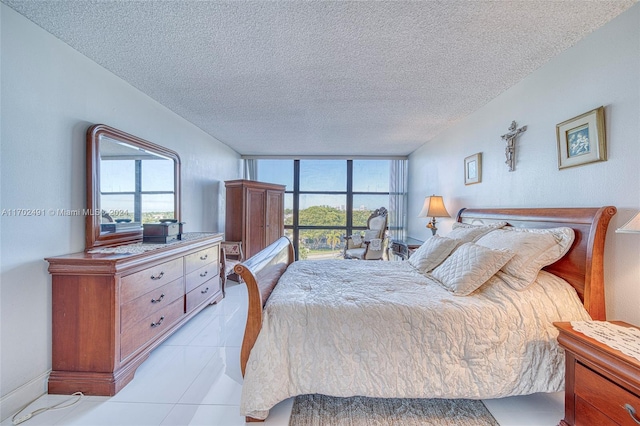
[[426, 218, 438, 236]]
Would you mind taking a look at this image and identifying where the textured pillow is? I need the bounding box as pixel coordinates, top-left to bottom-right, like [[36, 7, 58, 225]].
[[475, 227, 575, 290], [431, 242, 514, 296], [446, 222, 508, 244], [364, 229, 381, 241], [408, 235, 459, 273]]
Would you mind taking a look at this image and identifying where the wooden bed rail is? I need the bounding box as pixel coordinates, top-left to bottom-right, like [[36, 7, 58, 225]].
[[234, 236, 295, 377]]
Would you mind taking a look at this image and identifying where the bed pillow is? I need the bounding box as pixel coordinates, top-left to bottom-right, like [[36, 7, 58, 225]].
[[474, 226, 575, 290], [408, 235, 459, 273], [430, 242, 514, 296], [364, 229, 381, 241], [446, 221, 508, 244]]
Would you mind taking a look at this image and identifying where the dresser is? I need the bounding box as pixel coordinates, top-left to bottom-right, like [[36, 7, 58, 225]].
[[225, 179, 285, 259], [555, 321, 640, 426], [45, 232, 223, 396]]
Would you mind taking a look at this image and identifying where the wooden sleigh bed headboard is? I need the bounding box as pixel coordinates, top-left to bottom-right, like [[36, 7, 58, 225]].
[[234, 206, 616, 377], [457, 206, 616, 321]]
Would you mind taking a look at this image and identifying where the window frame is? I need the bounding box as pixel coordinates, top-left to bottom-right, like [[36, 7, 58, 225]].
[[256, 158, 393, 259]]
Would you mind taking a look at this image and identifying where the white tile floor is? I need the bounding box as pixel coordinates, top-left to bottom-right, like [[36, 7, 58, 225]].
[[3, 280, 564, 426]]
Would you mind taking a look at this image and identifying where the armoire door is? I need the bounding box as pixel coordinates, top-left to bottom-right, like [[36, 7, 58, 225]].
[[245, 187, 266, 258], [265, 189, 284, 246]]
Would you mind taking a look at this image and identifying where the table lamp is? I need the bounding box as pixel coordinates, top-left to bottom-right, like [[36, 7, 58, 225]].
[[418, 195, 450, 236]]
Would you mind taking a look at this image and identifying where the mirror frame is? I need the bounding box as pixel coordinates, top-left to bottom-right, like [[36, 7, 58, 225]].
[[86, 124, 181, 250]]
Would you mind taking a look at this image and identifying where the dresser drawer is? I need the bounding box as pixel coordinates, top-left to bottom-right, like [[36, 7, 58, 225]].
[[575, 362, 640, 425], [185, 262, 219, 293], [185, 246, 219, 275], [121, 258, 183, 302], [121, 278, 184, 332], [120, 298, 184, 360], [186, 278, 221, 313]]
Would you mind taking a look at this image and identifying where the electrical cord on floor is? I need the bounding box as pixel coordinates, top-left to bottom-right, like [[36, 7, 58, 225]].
[[12, 391, 84, 425]]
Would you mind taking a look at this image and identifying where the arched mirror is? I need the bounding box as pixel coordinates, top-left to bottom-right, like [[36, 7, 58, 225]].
[[86, 124, 181, 249]]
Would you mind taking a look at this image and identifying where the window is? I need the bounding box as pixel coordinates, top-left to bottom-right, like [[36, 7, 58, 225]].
[[256, 159, 394, 260]]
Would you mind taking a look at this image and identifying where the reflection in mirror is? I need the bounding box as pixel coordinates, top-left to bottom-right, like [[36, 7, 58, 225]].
[[99, 136, 175, 231], [86, 124, 180, 249]]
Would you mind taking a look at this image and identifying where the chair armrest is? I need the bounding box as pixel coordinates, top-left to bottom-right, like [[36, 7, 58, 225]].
[[363, 237, 386, 260]]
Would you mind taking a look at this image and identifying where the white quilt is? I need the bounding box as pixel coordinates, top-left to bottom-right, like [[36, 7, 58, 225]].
[[240, 260, 591, 419]]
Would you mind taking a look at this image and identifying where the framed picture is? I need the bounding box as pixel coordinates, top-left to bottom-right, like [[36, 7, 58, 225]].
[[464, 153, 482, 185], [556, 106, 606, 169]]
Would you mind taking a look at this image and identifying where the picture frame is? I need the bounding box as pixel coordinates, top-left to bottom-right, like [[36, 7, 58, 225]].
[[464, 153, 482, 185], [556, 106, 606, 170]]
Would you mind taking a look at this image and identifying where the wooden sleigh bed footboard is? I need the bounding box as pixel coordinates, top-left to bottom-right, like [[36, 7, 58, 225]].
[[234, 236, 295, 377]]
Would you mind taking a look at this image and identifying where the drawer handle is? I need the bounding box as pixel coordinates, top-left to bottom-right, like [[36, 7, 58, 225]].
[[200, 254, 208, 260], [200, 271, 208, 277], [150, 316, 165, 328], [625, 404, 640, 425], [150, 293, 165, 304], [150, 272, 164, 280], [201, 287, 209, 294]]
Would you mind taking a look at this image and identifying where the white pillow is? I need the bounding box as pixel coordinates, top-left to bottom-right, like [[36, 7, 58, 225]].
[[408, 235, 459, 273], [446, 222, 508, 244], [364, 229, 381, 241], [474, 226, 575, 290], [431, 242, 514, 296]]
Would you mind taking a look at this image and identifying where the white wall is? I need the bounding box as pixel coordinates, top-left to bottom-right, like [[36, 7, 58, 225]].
[[0, 4, 241, 418], [408, 5, 640, 325]]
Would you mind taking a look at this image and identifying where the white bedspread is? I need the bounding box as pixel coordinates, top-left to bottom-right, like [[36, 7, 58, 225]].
[[240, 260, 591, 419]]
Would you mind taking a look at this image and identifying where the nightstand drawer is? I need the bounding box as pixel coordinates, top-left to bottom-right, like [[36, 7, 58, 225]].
[[575, 362, 640, 425], [575, 396, 617, 426]]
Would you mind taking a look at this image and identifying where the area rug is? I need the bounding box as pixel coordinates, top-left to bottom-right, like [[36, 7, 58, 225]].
[[289, 394, 499, 426]]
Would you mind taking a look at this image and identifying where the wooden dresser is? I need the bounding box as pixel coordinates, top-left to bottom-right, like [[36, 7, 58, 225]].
[[45, 232, 223, 396], [225, 179, 285, 259], [555, 321, 640, 426]]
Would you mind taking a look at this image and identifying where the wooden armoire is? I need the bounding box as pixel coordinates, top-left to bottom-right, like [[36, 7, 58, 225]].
[[225, 179, 285, 259]]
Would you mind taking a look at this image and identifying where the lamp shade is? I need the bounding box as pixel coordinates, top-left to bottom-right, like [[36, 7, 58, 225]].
[[418, 195, 450, 218], [616, 211, 640, 233]]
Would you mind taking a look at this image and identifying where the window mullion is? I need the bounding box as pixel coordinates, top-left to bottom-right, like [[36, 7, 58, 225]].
[[346, 160, 353, 236]]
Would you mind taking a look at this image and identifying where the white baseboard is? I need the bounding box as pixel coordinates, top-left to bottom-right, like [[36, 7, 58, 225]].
[[0, 371, 49, 422]]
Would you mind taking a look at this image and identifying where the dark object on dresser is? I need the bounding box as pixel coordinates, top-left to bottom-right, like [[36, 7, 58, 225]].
[[142, 221, 185, 243]]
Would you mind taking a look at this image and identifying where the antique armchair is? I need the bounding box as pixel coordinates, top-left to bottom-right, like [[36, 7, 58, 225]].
[[343, 207, 388, 260], [220, 241, 245, 293]]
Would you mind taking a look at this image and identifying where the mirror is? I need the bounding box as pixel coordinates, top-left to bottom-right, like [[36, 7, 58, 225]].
[[86, 124, 181, 249]]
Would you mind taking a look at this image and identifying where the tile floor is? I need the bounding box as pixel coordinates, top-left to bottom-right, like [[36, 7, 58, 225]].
[[3, 280, 565, 426]]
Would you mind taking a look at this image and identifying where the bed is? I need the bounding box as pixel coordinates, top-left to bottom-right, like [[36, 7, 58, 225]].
[[233, 207, 616, 421]]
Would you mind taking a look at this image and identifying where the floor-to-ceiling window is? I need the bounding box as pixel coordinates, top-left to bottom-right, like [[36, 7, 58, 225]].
[[255, 158, 395, 260]]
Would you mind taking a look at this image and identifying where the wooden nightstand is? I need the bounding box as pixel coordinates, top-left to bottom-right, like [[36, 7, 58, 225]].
[[555, 321, 640, 426], [389, 237, 423, 260]]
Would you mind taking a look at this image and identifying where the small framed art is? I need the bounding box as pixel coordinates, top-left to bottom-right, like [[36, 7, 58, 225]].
[[464, 153, 481, 185], [556, 106, 606, 170]]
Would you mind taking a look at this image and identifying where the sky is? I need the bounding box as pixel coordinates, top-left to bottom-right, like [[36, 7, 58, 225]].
[[258, 159, 391, 210]]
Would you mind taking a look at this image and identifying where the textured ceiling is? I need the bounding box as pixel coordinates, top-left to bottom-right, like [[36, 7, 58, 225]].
[[3, 0, 636, 156]]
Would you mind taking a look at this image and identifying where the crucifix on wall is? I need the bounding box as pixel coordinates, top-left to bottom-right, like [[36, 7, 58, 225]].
[[501, 120, 527, 172]]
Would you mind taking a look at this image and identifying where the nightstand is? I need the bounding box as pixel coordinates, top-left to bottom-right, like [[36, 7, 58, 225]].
[[389, 237, 423, 260], [555, 321, 640, 426]]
